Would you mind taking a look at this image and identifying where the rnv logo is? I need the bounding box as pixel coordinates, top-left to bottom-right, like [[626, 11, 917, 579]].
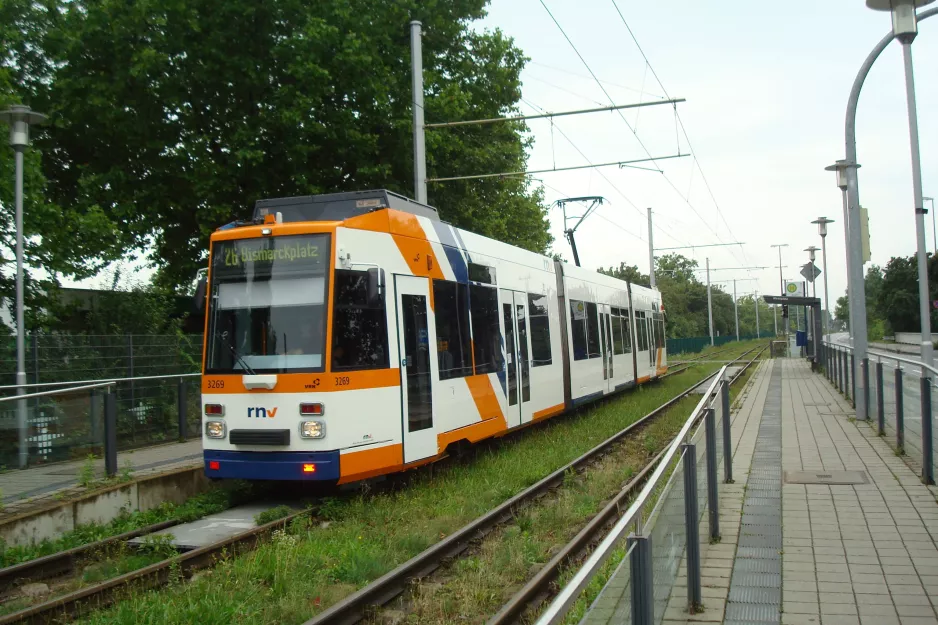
[[247, 407, 278, 418]]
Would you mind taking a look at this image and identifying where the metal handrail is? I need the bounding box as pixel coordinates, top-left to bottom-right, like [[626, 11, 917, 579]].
[[0, 372, 201, 392], [0, 381, 116, 403], [824, 339, 938, 378], [534, 365, 727, 625]]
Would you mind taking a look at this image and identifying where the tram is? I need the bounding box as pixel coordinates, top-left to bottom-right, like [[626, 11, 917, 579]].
[[198, 190, 667, 484]]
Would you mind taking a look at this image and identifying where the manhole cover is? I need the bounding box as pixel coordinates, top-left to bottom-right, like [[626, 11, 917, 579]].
[[783, 470, 868, 485]]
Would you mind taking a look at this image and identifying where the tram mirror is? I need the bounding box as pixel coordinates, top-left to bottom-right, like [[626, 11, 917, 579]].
[[366, 268, 384, 307], [193, 274, 207, 313]]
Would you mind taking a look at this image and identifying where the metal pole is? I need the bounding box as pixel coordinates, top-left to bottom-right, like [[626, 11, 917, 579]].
[[682, 444, 702, 612], [648, 207, 655, 288], [104, 390, 117, 477], [733, 280, 738, 341], [898, 41, 934, 369], [921, 374, 933, 485], [704, 408, 720, 541], [755, 292, 760, 339], [629, 535, 653, 625], [774, 305, 778, 336], [14, 146, 27, 468], [862, 358, 870, 421], [839, 188, 853, 338], [896, 366, 905, 454], [777, 246, 783, 294], [721, 379, 733, 483], [876, 361, 885, 436], [706, 258, 714, 346], [177, 377, 188, 442], [410, 21, 427, 204], [851, 354, 857, 407]]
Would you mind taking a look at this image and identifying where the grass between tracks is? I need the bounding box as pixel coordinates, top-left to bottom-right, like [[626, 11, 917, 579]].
[[81, 341, 767, 625]]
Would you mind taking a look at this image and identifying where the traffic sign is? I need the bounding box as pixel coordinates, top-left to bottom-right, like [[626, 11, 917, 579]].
[[800, 262, 821, 283]]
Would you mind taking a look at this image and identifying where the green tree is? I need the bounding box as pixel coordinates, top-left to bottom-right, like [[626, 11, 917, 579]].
[[598, 262, 649, 288], [9, 0, 550, 292]]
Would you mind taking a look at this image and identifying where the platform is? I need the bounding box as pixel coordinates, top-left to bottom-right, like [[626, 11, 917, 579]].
[[0, 439, 202, 507], [662, 358, 938, 625]]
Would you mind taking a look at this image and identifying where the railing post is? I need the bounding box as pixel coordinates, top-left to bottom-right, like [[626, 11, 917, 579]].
[[177, 377, 187, 442], [705, 407, 720, 540], [104, 389, 117, 478], [629, 534, 653, 625], [835, 349, 841, 390], [851, 354, 856, 407], [861, 358, 870, 420], [682, 443, 702, 613], [896, 366, 905, 454], [90, 388, 100, 448], [921, 375, 933, 485], [721, 379, 733, 483], [876, 361, 885, 436]]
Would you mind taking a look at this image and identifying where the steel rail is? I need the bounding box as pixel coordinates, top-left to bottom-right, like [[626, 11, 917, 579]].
[[488, 345, 765, 624], [0, 510, 309, 625], [302, 345, 764, 625], [0, 519, 181, 595]]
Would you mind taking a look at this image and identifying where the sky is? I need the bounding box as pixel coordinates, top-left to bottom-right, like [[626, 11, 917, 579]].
[[473, 0, 938, 309]]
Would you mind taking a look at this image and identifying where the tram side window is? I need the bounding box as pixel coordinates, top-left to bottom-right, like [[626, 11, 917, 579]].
[[622, 315, 633, 353], [636, 311, 648, 351], [470, 284, 502, 374], [586, 302, 601, 358], [611, 308, 625, 355], [332, 269, 389, 371], [528, 293, 552, 366], [433, 280, 473, 379], [468, 263, 497, 285], [570, 300, 588, 361]]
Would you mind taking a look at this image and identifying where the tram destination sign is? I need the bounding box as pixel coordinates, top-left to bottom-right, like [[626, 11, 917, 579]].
[[212, 234, 329, 276]]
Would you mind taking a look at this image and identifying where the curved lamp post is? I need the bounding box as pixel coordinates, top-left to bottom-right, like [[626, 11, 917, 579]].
[[838, 2, 938, 422]]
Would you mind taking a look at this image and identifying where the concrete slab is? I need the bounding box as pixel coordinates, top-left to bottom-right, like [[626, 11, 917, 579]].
[[784, 470, 869, 485], [128, 502, 298, 550]]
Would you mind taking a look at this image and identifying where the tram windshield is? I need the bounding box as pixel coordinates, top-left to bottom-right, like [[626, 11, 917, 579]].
[[206, 234, 330, 374]]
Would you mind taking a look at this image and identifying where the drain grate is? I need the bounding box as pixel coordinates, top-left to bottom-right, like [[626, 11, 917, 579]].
[[783, 470, 868, 485]]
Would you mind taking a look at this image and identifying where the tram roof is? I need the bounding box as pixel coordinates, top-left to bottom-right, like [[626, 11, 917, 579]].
[[253, 189, 439, 224]]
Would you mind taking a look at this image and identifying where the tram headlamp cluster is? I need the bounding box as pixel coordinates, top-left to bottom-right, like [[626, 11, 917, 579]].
[[300, 420, 325, 439], [205, 420, 227, 439]]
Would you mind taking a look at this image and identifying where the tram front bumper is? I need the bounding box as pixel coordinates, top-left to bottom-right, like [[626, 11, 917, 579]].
[[203, 449, 340, 481]]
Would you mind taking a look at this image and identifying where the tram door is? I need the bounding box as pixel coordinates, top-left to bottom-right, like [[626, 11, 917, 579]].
[[599, 304, 614, 391], [501, 289, 532, 427], [394, 275, 439, 464], [647, 314, 656, 368]]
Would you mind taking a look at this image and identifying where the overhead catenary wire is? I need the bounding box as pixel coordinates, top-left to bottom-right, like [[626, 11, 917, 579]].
[[538, 0, 742, 261]]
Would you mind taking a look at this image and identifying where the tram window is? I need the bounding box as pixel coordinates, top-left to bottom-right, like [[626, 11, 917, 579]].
[[612, 312, 625, 355], [570, 300, 588, 361], [470, 284, 502, 374], [635, 311, 646, 351], [433, 280, 473, 379], [528, 293, 552, 367], [331, 269, 389, 371], [586, 302, 601, 358], [622, 316, 632, 353], [468, 263, 497, 285]]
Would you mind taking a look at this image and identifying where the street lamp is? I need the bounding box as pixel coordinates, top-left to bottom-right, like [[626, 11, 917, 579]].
[[0, 104, 47, 469], [825, 161, 860, 341], [812, 217, 835, 345], [805, 246, 820, 358], [867, 0, 935, 369], [771, 243, 789, 334]]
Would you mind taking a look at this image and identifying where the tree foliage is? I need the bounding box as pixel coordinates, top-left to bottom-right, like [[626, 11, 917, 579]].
[[1, 0, 551, 299]]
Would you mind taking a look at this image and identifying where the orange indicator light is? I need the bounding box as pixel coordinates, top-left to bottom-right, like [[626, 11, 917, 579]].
[[302, 463, 316, 473]]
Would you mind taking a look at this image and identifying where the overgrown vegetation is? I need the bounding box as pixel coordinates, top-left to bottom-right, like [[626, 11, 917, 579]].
[[254, 505, 294, 526], [80, 341, 765, 625], [0, 482, 253, 568]]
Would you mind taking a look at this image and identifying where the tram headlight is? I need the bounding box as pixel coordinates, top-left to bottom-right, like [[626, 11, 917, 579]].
[[205, 420, 227, 439], [300, 420, 325, 439]]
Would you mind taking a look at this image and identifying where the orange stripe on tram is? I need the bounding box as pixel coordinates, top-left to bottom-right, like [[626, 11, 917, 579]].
[[201, 368, 401, 394], [532, 403, 565, 421], [464, 374, 506, 424], [338, 443, 403, 484]]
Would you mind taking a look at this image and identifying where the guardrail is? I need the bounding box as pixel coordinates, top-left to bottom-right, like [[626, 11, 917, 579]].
[[535, 364, 737, 624], [823, 339, 936, 485], [0, 373, 202, 473]]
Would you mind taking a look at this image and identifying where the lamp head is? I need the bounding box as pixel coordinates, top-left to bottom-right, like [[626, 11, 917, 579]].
[[866, 0, 935, 39], [812, 216, 834, 238], [824, 160, 860, 190], [0, 105, 48, 148], [804, 246, 819, 262]]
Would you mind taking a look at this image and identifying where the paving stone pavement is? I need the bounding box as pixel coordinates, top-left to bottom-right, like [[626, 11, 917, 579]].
[[0, 439, 202, 509]]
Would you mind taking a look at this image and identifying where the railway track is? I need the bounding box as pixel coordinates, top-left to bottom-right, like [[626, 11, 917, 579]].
[[303, 343, 767, 625], [0, 510, 310, 625]]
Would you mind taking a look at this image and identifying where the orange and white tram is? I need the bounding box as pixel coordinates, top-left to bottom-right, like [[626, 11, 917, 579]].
[[199, 190, 667, 484]]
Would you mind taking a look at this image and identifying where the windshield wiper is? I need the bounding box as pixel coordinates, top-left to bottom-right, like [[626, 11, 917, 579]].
[[218, 330, 257, 375]]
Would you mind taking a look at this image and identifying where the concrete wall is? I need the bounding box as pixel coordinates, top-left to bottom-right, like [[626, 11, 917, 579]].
[[895, 332, 938, 345], [0, 466, 209, 547]]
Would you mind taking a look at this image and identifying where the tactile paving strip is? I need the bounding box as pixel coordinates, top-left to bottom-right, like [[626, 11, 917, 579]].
[[725, 360, 782, 624]]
